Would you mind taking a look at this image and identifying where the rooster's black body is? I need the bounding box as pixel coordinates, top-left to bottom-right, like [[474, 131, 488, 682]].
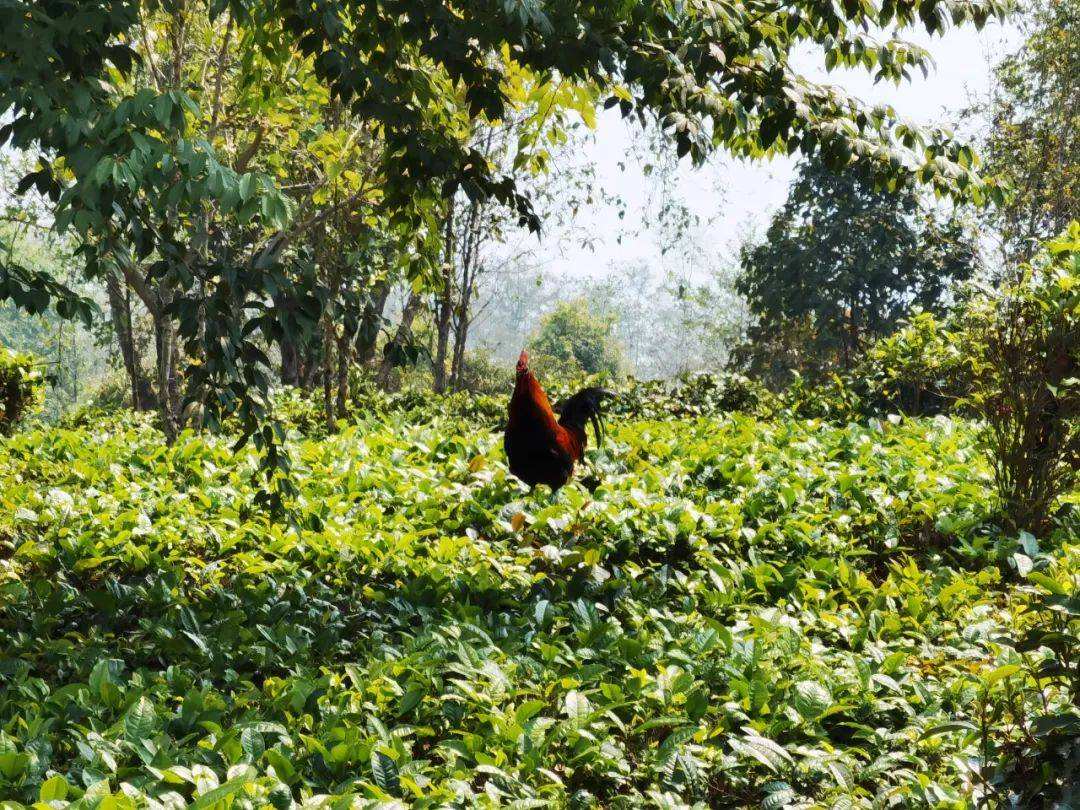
[[504, 351, 613, 490]]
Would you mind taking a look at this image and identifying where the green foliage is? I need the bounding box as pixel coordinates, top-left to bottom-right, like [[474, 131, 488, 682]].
[[612, 372, 769, 421], [531, 299, 623, 378], [857, 311, 974, 417], [976, 0, 1080, 262], [966, 223, 1080, 534], [1, 388, 1076, 806], [937, 534, 1080, 806], [452, 349, 514, 399], [84, 369, 145, 413], [0, 348, 44, 434], [737, 155, 979, 384], [246, 370, 770, 443], [786, 374, 865, 423]]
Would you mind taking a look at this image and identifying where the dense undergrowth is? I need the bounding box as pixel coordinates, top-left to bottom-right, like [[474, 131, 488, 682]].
[[0, 399, 1077, 808]]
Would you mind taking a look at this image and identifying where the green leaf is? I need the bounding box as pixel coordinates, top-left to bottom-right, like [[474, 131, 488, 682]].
[[729, 733, 792, 773], [1012, 553, 1033, 577], [983, 664, 1021, 685], [762, 781, 796, 810], [370, 749, 400, 796], [0, 752, 29, 779], [515, 700, 547, 725], [397, 685, 424, 716], [153, 94, 173, 127], [1018, 531, 1039, 557], [239, 173, 257, 202], [1028, 572, 1068, 596], [685, 688, 709, 721], [792, 680, 831, 719], [240, 728, 264, 762], [563, 690, 591, 724], [920, 721, 978, 739], [124, 696, 157, 743], [265, 749, 296, 784], [89, 659, 123, 704], [190, 771, 256, 809], [534, 599, 551, 625], [39, 775, 69, 802]]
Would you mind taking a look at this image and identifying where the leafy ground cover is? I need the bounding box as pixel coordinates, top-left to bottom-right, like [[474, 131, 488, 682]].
[[0, 406, 1076, 808]]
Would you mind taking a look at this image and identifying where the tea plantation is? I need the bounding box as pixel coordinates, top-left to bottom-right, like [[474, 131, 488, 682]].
[[0, 408, 1076, 808]]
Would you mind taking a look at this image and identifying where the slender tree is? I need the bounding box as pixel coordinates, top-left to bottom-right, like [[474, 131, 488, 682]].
[[976, 0, 1080, 265]]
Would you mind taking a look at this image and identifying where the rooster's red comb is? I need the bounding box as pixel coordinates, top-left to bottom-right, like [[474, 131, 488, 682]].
[[516, 351, 529, 373]]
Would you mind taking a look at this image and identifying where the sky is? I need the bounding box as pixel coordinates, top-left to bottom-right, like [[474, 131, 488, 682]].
[[534, 16, 1022, 282]]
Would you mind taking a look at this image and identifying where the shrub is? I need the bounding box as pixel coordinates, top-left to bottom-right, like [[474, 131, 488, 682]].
[[263, 371, 507, 436], [269, 385, 330, 437], [610, 371, 770, 421], [0, 391, 1060, 807], [779, 372, 863, 422], [967, 224, 1080, 534], [971, 537, 1080, 805], [83, 367, 160, 413], [531, 299, 623, 377], [762, 311, 975, 423], [730, 314, 833, 390], [858, 310, 973, 416], [0, 348, 45, 435], [453, 348, 513, 397]]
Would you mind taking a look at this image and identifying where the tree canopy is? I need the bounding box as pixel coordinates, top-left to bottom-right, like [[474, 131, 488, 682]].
[[736, 154, 979, 383], [976, 0, 1079, 263], [531, 299, 622, 377]]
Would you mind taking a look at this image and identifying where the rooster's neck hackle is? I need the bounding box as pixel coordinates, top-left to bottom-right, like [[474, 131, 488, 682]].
[[510, 352, 558, 428]]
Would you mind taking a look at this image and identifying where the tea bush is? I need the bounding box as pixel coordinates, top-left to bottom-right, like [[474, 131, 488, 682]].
[[261, 370, 768, 441], [858, 311, 973, 417], [613, 372, 768, 421], [1, 402, 1076, 807], [777, 372, 863, 422]]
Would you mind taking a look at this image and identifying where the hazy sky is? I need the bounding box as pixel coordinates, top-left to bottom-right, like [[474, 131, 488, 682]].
[[536, 17, 1021, 281]]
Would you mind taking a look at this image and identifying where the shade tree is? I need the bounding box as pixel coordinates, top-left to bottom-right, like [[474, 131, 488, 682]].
[[973, 0, 1080, 265], [735, 154, 980, 385]]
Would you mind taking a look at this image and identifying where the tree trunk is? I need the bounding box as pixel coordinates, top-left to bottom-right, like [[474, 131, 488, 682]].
[[377, 290, 422, 387], [433, 290, 454, 393], [448, 258, 476, 391], [105, 270, 148, 411], [433, 204, 456, 393], [445, 187, 490, 391], [356, 278, 391, 367], [335, 325, 351, 416], [319, 260, 342, 431], [321, 312, 337, 431], [449, 309, 470, 390], [449, 244, 480, 392], [280, 339, 301, 386], [269, 286, 309, 387], [152, 301, 182, 442]]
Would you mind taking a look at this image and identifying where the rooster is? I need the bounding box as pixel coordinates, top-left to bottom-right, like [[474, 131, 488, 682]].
[[504, 351, 614, 491]]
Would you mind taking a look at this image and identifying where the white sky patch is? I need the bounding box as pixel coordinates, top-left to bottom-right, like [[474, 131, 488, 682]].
[[527, 17, 1021, 282]]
